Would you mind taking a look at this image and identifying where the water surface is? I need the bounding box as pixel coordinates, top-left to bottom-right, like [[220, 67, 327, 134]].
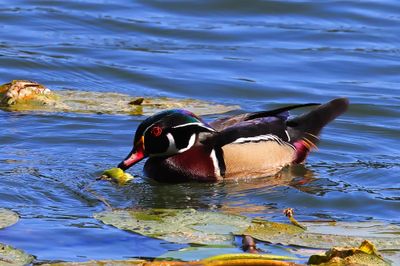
[[0, 0, 399, 262]]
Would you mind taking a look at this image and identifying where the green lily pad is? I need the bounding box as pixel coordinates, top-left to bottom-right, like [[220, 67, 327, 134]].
[[94, 209, 251, 245], [0, 209, 19, 229], [0, 243, 34, 266], [157, 245, 241, 262], [202, 253, 297, 262], [244, 220, 400, 250], [40, 259, 146, 266], [95, 208, 400, 263], [0, 80, 238, 116]]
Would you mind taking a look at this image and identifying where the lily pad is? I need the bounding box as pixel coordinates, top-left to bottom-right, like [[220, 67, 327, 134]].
[[0, 80, 238, 116], [244, 220, 400, 250], [40, 259, 146, 266], [95, 208, 400, 263], [94, 209, 251, 245], [202, 253, 297, 262], [0, 243, 34, 266], [0, 209, 19, 229], [157, 246, 241, 262]]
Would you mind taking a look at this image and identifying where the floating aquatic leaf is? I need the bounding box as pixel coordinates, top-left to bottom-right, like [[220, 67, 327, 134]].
[[95, 208, 400, 263], [157, 246, 240, 262], [203, 253, 297, 262], [0, 243, 34, 266], [308, 240, 389, 266], [99, 168, 134, 185], [0, 209, 19, 229], [94, 209, 251, 245], [0, 80, 238, 116], [380, 250, 400, 266], [244, 220, 400, 250], [40, 259, 146, 266], [41, 258, 298, 266], [244, 218, 305, 238]]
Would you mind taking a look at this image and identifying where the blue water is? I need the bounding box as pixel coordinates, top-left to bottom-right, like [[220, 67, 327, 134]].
[[0, 0, 399, 263]]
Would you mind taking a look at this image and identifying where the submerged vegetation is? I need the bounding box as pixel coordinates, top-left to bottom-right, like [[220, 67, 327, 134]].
[[0, 80, 237, 116]]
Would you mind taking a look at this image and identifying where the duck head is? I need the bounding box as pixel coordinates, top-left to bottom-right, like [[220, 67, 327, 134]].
[[118, 109, 215, 170]]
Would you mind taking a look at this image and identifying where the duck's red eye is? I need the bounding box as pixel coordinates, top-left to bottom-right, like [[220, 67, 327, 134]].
[[151, 126, 163, 137]]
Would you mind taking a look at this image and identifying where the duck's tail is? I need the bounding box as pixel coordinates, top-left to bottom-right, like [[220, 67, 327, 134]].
[[287, 98, 349, 163]]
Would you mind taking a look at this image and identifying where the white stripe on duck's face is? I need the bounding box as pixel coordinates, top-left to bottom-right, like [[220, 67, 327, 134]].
[[150, 133, 197, 157], [222, 140, 296, 179], [172, 122, 215, 132]]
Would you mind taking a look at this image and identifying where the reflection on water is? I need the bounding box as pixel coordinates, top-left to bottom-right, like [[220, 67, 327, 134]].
[[0, 0, 399, 262], [91, 164, 335, 216]]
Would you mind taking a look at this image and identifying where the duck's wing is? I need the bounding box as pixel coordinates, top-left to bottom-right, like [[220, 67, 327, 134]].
[[210, 98, 348, 146], [209, 103, 319, 131], [211, 116, 291, 147], [204, 98, 349, 164]]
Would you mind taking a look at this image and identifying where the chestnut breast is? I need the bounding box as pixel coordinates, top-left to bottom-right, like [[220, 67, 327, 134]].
[[144, 145, 220, 182]]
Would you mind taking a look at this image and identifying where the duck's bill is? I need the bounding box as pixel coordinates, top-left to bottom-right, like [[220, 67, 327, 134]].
[[118, 148, 145, 170]]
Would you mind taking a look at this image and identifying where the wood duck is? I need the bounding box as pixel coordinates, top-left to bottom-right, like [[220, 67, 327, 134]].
[[118, 98, 349, 182]]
